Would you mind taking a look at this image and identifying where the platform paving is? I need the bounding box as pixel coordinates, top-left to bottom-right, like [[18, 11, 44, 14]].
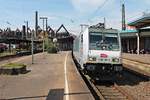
[[122, 53, 150, 64], [122, 53, 150, 77], [0, 52, 94, 100]]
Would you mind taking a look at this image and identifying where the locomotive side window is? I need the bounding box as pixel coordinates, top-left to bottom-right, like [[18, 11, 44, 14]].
[[81, 34, 83, 43]]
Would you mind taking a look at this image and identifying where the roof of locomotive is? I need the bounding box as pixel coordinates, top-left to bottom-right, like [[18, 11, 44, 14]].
[[88, 27, 118, 33]]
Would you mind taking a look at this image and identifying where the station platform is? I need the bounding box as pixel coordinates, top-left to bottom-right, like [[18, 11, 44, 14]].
[[122, 53, 150, 77], [0, 52, 94, 100]]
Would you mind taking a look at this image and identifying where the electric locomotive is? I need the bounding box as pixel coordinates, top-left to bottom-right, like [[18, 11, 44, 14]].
[[73, 25, 122, 80]]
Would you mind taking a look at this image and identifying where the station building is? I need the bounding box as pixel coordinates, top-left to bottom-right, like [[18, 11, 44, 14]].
[[54, 24, 74, 51], [120, 14, 150, 54]]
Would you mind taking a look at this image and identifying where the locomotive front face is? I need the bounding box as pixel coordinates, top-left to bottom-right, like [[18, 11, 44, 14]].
[[88, 50, 122, 65], [87, 30, 121, 64], [83, 29, 123, 79], [87, 50, 122, 76]]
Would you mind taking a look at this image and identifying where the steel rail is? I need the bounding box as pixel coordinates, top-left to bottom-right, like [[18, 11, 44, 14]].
[[114, 83, 136, 100]]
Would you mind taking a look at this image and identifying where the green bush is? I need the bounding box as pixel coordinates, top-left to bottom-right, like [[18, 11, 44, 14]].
[[47, 40, 57, 53], [2, 63, 26, 69]]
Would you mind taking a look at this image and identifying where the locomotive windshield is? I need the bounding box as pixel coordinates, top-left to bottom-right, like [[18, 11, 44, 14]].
[[89, 32, 119, 51]]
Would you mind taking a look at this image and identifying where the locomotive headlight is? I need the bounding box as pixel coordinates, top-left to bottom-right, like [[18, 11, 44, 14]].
[[112, 58, 119, 63], [88, 57, 96, 61]]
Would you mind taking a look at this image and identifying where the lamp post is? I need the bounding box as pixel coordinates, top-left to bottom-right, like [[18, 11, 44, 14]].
[[6, 21, 12, 53]]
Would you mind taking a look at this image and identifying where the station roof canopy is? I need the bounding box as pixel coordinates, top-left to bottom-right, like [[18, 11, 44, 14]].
[[128, 14, 150, 29], [121, 29, 137, 33]]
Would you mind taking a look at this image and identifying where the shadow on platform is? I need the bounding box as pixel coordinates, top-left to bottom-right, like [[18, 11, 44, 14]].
[[4, 95, 46, 100], [64, 91, 91, 96], [3, 88, 92, 100]]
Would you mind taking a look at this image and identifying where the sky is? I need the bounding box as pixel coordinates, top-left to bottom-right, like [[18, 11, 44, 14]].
[[0, 0, 150, 33]]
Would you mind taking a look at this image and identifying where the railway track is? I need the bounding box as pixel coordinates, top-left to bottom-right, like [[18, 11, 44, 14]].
[[78, 67, 147, 100], [79, 72, 136, 100], [82, 70, 149, 100], [96, 83, 135, 100], [72, 54, 149, 100]]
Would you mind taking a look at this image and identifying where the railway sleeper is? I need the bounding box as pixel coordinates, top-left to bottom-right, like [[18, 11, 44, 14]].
[[105, 98, 127, 100], [98, 88, 118, 92], [99, 89, 119, 93], [102, 92, 124, 96], [104, 95, 127, 99]]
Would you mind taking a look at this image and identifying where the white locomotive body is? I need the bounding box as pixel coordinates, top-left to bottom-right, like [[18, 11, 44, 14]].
[[73, 27, 122, 80]]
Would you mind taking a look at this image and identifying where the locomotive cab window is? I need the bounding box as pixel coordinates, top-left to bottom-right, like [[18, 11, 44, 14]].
[[89, 32, 119, 51]]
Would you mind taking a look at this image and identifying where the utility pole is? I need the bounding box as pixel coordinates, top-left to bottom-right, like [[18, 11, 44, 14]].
[[104, 17, 106, 29], [31, 30, 34, 64], [45, 18, 48, 51], [35, 11, 38, 39], [46, 18, 48, 33], [24, 21, 28, 39], [40, 17, 48, 54], [122, 1, 126, 30]]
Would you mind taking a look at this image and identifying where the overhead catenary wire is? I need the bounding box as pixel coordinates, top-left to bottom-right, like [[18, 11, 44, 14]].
[[87, 0, 128, 26], [88, 0, 110, 24], [91, 0, 110, 18]]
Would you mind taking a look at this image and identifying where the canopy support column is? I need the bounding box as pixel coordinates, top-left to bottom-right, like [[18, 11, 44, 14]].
[[127, 39, 130, 53], [136, 32, 140, 55]]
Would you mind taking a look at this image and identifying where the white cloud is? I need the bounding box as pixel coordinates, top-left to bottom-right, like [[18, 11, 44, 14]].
[[70, 0, 105, 13], [136, 0, 150, 5], [47, 16, 58, 20], [69, 0, 150, 31]]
